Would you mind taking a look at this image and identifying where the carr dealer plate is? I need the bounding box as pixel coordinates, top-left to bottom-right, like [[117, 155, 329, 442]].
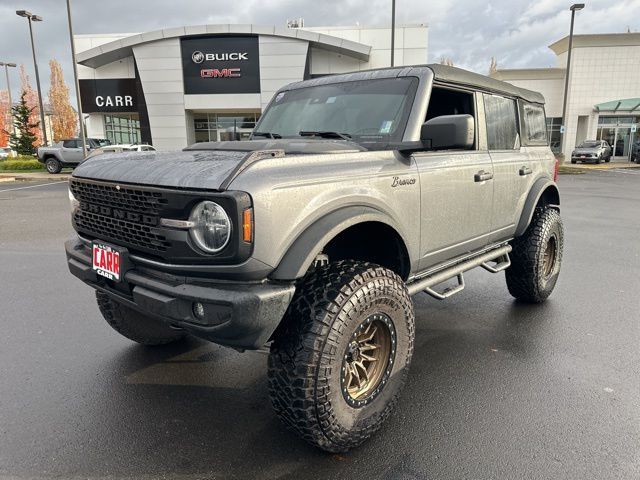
[[92, 242, 127, 282]]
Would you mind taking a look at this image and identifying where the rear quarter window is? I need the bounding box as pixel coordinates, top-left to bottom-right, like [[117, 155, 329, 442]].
[[520, 102, 548, 145]]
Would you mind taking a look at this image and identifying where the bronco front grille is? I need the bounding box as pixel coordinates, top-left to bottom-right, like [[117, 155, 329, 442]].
[[70, 180, 168, 215], [70, 179, 174, 255], [74, 210, 171, 252]]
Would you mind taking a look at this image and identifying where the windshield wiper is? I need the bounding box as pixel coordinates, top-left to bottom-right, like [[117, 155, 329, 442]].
[[299, 131, 352, 141], [252, 131, 282, 139]]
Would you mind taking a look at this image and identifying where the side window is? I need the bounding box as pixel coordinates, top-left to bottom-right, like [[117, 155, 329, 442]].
[[520, 102, 547, 145], [483, 94, 520, 150], [425, 86, 476, 149], [62, 140, 77, 148]]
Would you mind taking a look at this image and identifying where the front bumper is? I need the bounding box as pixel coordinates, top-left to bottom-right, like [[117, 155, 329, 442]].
[[65, 237, 295, 350]]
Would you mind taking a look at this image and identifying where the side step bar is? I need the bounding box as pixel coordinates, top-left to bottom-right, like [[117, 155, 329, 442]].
[[406, 245, 512, 298]]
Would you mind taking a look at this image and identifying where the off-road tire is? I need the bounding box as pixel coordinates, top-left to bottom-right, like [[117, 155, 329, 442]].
[[268, 260, 415, 452], [506, 207, 564, 303], [45, 158, 62, 174], [96, 291, 185, 345]]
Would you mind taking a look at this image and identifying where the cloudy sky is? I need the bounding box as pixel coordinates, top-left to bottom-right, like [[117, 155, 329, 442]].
[[0, 0, 639, 104]]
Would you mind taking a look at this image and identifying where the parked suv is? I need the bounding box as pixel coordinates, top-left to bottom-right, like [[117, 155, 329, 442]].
[[37, 138, 111, 173], [65, 65, 563, 452], [570, 140, 612, 164]]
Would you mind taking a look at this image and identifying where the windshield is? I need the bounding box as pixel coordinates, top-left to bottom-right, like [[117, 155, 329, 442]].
[[91, 139, 112, 148], [255, 77, 418, 145], [578, 141, 600, 148]]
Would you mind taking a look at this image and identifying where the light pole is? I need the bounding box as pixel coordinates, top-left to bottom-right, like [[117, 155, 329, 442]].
[[0, 62, 17, 138], [16, 10, 48, 146], [560, 3, 584, 158], [66, 0, 87, 157], [390, 0, 396, 67]]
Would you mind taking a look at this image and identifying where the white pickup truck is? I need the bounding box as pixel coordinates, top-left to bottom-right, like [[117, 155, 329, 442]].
[[37, 138, 111, 173]]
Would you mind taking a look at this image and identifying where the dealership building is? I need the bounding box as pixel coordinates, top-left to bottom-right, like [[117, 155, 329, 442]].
[[492, 33, 640, 159], [75, 24, 427, 150]]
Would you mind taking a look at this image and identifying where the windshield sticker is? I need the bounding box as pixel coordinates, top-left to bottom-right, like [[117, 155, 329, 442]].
[[326, 96, 337, 104], [275, 92, 285, 102], [380, 120, 393, 134]]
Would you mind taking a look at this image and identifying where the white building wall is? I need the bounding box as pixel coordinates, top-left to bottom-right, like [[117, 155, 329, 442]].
[[133, 38, 187, 151], [306, 25, 428, 74], [259, 36, 309, 108], [563, 45, 640, 152]]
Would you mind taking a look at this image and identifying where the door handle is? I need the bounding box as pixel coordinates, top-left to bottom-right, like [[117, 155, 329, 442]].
[[474, 170, 493, 182], [519, 166, 533, 176]]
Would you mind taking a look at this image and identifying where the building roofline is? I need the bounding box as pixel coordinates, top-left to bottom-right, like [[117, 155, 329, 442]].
[[549, 32, 640, 54], [491, 67, 566, 81], [76, 24, 372, 68]]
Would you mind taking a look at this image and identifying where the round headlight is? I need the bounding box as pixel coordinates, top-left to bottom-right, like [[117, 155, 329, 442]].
[[188, 201, 231, 253]]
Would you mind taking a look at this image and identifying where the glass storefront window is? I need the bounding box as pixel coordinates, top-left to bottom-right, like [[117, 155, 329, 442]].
[[192, 112, 260, 142], [597, 116, 639, 158], [104, 114, 141, 145], [546, 117, 562, 154]]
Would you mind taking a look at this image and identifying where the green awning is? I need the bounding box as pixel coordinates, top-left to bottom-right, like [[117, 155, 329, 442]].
[[594, 98, 640, 113]]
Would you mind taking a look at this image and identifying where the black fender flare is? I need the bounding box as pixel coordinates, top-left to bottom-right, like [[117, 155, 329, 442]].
[[269, 206, 407, 281], [515, 178, 560, 237]]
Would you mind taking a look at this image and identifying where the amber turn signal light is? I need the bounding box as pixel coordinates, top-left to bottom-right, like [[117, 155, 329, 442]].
[[242, 208, 254, 243]]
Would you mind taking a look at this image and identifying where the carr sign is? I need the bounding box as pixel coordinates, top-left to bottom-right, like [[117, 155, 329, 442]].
[[79, 78, 138, 113], [181, 36, 261, 95]]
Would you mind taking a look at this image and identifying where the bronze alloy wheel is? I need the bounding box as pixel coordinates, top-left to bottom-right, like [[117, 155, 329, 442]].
[[341, 313, 396, 408], [543, 234, 558, 278]]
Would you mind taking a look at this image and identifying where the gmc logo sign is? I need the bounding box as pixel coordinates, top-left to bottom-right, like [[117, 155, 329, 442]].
[[200, 68, 241, 78]]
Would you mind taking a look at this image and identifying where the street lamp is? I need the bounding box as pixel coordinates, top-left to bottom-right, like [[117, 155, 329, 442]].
[[0, 62, 17, 138], [66, 0, 87, 157], [560, 3, 585, 158], [16, 9, 48, 146]]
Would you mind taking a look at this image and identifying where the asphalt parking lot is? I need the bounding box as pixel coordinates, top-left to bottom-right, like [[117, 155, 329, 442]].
[[0, 171, 638, 480]]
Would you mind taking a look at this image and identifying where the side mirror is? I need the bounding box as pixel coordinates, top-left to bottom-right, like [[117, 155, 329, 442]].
[[420, 114, 475, 150]]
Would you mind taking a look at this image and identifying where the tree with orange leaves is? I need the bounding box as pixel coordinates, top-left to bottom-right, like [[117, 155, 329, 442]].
[[19, 65, 43, 147], [48, 60, 76, 141], [0, 90, 9, 147]]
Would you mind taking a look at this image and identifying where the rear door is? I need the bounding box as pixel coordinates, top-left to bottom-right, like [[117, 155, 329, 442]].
[[483, 94, 531, 243], [414, 87, 494, 269]]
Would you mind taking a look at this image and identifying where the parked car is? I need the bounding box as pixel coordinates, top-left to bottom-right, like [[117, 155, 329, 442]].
[[571, 140, 612, 164], [37, 138, 111, 173], [631, 139, 640, 163], [0, 147, 13, 159], [84, 144, 156, 160], [65, 65, 563, 452]]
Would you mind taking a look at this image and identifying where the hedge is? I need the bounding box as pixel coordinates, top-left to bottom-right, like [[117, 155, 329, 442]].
[[0, 158, 44, 171]]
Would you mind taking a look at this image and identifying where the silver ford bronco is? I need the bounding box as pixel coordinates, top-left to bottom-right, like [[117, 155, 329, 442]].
[[65, 64, 563, 452]]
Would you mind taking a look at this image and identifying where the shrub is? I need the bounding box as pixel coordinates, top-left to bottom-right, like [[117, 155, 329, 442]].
[[0, 158, 43, 171]]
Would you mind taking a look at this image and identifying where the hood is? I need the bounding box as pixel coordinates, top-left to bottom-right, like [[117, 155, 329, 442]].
[[72, 139, 365, 190]]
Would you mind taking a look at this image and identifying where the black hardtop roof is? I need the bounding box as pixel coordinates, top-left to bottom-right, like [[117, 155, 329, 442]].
[[284, 64, 545, 105]]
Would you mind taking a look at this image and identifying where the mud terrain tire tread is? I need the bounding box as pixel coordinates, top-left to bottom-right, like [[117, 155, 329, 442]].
[[268, 260, 414, 452], [506, 207, 564, 303]]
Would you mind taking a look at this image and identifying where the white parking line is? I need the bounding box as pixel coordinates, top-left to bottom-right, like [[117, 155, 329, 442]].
[[0, 180, 67, 193]]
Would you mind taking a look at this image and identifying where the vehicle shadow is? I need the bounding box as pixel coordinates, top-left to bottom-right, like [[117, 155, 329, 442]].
[[58, 285, 562, 480]]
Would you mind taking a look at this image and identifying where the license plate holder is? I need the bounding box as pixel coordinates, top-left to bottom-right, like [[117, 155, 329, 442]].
[[92, 241, 128, 282]]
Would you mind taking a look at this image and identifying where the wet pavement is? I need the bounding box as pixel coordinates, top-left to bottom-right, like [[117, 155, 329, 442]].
[[0, 172, 638, 479]]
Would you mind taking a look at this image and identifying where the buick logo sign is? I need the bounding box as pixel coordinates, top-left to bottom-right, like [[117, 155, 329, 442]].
[[192, 51, 205, 64]]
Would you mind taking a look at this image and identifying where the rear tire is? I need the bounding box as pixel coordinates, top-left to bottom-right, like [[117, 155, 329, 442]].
[[45, 158, 62, 174], [506, 207, 564, 303], [268, 260, 415, 452], [570, 160, 576, 164], [96, 291, 185, 345]]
